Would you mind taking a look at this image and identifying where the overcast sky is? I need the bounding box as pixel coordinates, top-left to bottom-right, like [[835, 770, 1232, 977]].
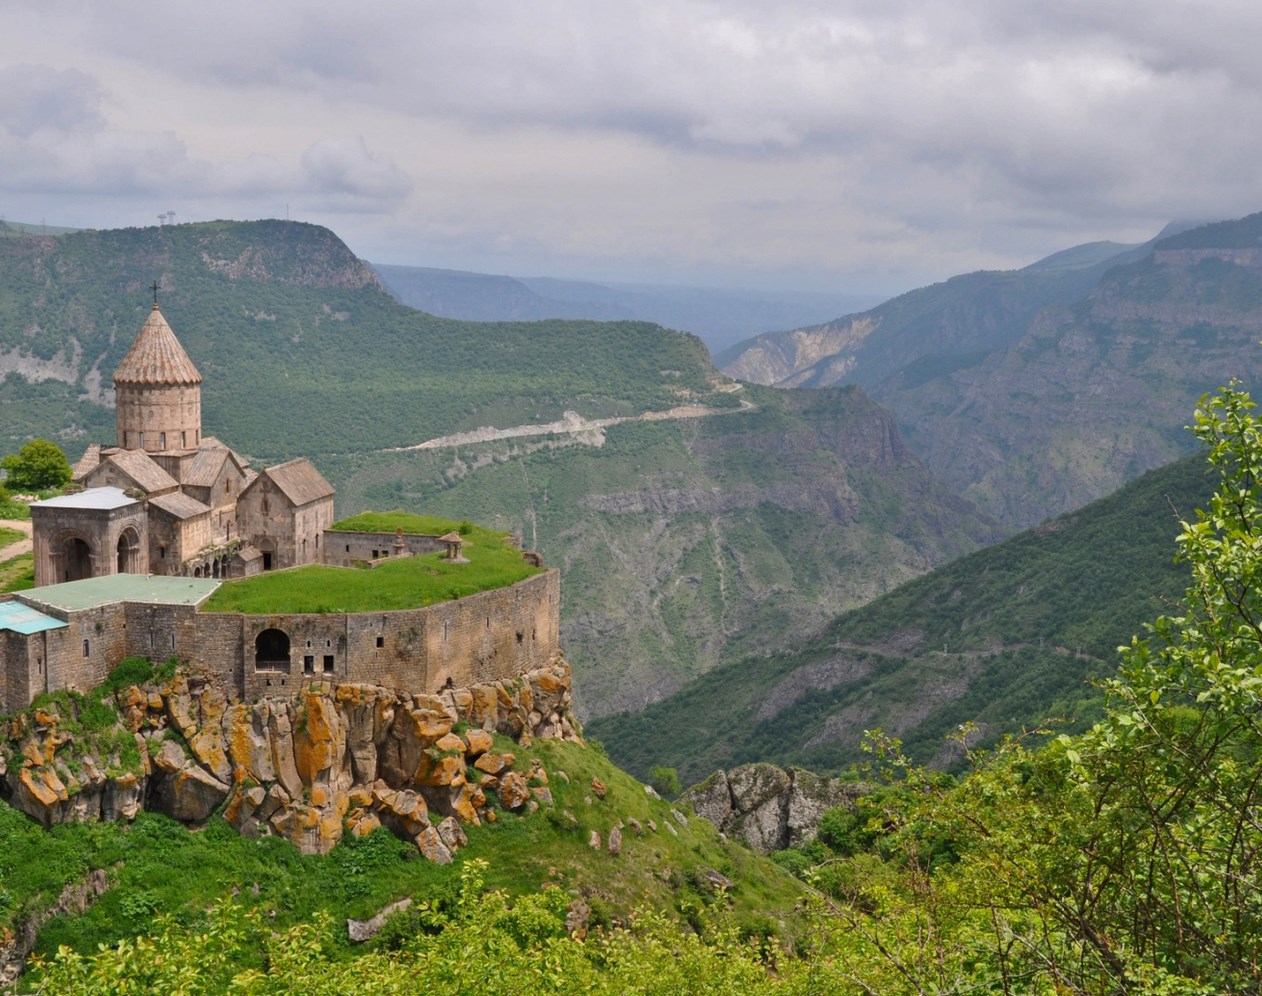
[[1, 1, 1259, 296]]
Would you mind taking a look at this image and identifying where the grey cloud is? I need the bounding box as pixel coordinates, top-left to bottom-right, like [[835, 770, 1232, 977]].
[[300, 137, 412, 206], [0, 64, 102, 137]]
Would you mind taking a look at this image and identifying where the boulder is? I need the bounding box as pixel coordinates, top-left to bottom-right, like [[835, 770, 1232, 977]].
[[464, 728, 494, 756], [415, 825, 453, 864], [156, 763, 230, 822], [348, 897, 412, 944], [437, 815, 468, 852], [679, 770, 731, 828], [498, 771, 531, 810]]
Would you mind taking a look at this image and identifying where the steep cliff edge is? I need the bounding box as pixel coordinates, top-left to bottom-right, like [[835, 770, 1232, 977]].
[[1, 657, 579, 858], [333, 384, 1002, 718]]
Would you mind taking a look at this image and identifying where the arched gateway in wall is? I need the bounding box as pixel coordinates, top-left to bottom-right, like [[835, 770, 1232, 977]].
[[116, 527, 141, 574], [255, 628, 290, 672], [61, 536, 94, 583]]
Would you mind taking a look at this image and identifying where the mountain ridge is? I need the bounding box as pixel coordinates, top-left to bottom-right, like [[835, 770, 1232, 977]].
[[719, 213, 1262, 527]]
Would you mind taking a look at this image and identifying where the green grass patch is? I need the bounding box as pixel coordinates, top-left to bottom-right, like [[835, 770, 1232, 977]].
[[0, 526, 22, 548], [330, 510, 471, 536], [202, 541, 540, 614], [0, 551, 34, 593]]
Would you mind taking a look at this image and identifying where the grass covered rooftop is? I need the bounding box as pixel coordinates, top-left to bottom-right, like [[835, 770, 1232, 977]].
[[201, 514, 540, 614]]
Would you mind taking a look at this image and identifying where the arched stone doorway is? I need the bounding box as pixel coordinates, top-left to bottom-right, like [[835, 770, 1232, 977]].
[[255, 628, 290, 672], [258, 539, 275, 572], [62, 537, 93, 583], [116, 528, 141, 574]]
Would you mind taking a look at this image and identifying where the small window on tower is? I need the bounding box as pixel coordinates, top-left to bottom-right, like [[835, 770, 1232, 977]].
[[159, 432, 166, 449]]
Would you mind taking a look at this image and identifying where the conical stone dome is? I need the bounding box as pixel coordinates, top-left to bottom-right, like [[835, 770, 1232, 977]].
[[114, 304, 203, 452], [113, 304, 202, 386]]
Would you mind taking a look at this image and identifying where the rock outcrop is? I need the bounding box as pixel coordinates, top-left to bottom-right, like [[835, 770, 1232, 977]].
[[680, 763, 863, 853], [0, 655, 580, 856]]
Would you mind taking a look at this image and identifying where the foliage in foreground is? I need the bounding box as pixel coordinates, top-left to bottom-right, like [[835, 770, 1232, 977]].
[[770, 384, 1262, 993], [32, 861, 792, 995], [22, 385, 1262, 993]]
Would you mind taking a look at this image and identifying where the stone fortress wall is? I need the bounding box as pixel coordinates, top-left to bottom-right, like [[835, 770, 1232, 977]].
[[1, 569, 560, 713]]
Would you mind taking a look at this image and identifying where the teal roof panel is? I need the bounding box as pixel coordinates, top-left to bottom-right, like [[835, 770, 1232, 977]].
[[19, 575, 220, 613], [0, 600, 67, 635]]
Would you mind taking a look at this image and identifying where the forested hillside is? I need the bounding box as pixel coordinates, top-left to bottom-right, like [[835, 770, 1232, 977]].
[[0, 221, 728, 462], [591, 454, 1213, 783]]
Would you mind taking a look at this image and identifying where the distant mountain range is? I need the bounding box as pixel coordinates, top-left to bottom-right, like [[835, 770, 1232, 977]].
[[371, 263, 883, 357], [720, 216, 1262, 528], [589, 454, 1214, 784]]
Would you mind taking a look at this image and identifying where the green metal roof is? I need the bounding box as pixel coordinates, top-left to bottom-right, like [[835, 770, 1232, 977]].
[[0, 600, 67, 635], [19, 575, 220, 612]]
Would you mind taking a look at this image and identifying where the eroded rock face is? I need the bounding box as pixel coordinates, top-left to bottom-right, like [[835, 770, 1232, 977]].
[[0, 656, 579, 856], [679, 762, 865, 854]]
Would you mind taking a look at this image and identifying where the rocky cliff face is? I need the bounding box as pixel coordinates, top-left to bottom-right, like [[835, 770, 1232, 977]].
[[721, 217, 1262, 528], [0, 657, 579, 859], [346, 385, 1002, 719], [680, 763, 862, 853]]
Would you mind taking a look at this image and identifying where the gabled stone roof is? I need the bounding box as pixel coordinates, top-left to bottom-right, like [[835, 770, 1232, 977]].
[[113, 304, 202, 387], [183, 446, 228, 488], [149, 492, 212, 520], [99, 448, 179, 493], [258, 458, 336, 507]]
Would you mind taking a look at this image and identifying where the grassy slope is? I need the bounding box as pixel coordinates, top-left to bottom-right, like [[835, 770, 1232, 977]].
[[0, 552, 33, 592], [588, 455, 1214, 784], [1, 736, 804, 971]]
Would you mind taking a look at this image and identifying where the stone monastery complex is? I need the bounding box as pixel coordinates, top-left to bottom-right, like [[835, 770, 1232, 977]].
[[0, 303, 560, 714]]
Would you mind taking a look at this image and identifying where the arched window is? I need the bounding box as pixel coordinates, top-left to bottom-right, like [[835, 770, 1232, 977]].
[[255, 629, 291, 672]]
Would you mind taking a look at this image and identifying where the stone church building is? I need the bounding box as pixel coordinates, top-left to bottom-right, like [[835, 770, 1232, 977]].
[[30, 303, 334, 586]]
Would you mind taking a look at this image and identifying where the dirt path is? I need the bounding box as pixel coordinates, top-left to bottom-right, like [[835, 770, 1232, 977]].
[[0, 518, 33, 561]]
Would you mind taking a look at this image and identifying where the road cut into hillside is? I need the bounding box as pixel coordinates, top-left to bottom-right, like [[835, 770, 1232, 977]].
[[384, 397, 756, 453]]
